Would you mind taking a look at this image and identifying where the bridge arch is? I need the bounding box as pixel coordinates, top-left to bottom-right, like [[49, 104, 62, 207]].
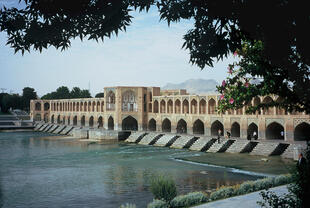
[[57, 115, 61, 124], [81, 115, 85, 126], [231, 122, 240, 137], [193, 119, 204, 135], [177, 119, 187, 134], [97, 116, 103, 128], [294, 122, 310, 141], [162, 118, 171, 132], [211, 120, 223, 136], [266, 122, 284, 140], [73, 116, 77, 126], [148, 119, 156, 131], [89, 116, 94, 127], [67, 116, 70, 125], [122, 116, 138, 131], [247, 123, 258, 138], [51, 115, 55, 123], [108, 116, 114, 130], [62, 116, 65, 124]]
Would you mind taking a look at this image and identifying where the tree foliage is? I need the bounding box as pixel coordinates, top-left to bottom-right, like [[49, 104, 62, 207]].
[[41, 86, 92, 99], [95, 92, 104, 98], [1, 0, 309, 111]]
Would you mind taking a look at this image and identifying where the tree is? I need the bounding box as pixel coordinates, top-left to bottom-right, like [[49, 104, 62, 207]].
[[80, 89, 92, 98], [41, 86, 92, 99], [1, 0, 309, 112], [95, 92, 104, 98], [22, 87, 37, 111]]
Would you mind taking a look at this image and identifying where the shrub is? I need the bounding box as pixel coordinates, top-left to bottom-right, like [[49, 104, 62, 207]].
[[210, 187, 236, 201], [237, 181, 255, 195], [274, 174, 293, 186], [253, 177, 275, 191], [170, 192, 208, 208], [147, 199, 168, 208], [150, 175, 177, 202], [119, 203, 136, 208]]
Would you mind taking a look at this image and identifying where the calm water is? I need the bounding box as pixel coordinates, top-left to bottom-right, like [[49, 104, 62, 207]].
[[0, 132, 262, 208]]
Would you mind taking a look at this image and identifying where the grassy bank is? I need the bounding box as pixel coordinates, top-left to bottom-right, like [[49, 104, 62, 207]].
[[179, 152, 295, 175]]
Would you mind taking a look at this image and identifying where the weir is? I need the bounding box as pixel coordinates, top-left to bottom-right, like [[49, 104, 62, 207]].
[[170, 135, 196, 149], [189, 137, 215, 151], [154, 134, 179, 147], [138, 133, 163, 145]]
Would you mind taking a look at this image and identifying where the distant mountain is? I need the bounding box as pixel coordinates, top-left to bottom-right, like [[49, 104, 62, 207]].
[[162, 79, 219, 94]]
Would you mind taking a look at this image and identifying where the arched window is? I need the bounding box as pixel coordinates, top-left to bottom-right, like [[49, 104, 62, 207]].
[[44, 103, 50, 111], [211, 120, 223, 136], [122, 90, 137, 112], [107, 91, 115, 111], [89, 116, 94, 127], [231, 122, 240, 137], [208, 98, 216, 114], [182, 100, 189, 114], [35, 102, 41, 111], [191, 99, 197, 114], [160, 100, 166, 113], [199, 99, 206, 114], [153, 100, 159, 113], [108, 116, 114, 130], [122, 116, 138, 130], [266, 122, 284, 140], [263, 96, 273, 115], [167, 100, 173, 113], [148, 119, 156, 131], [175, 99, 181, 114]]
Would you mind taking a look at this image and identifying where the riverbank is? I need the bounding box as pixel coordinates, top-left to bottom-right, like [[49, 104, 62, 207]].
[[178, 152, 295, 175]]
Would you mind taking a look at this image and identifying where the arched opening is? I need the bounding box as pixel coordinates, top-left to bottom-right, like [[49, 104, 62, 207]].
[[80, 102, 83, 111], [97, 116, 103, 128], [76, 103, 79, 112], [275, 97, 285, 115], [108, 116, 114, 130], [92, 101, 96, 112], [148, 119, 156, 131], [160, 100, 166, 113], [253, 97, 261, 115], [167, 100, 173, 113], [35, 114, 41, 121], [51, 115, 55, 123], [153, 100, 159, 113], [57, 115, 61, 124], [177, 119, 187, 134], [182, 100, 189, 114], [89, 116, 94, 127], [191, 99, 197, 114], [162, 118, 171, 132], [294, 122, 310, 141], [84, 101, 87, 112], [175, 99, 181, 114], [231, 122, 240, 137], [62, 116, 65, 124], [44, 103, 50, 111], [101, 101, 104, 112], [35, 102, 41, 111], [266, 122, 284, 140], [199, 99, 206, 114], [81, 115, 85, 127], [208, 99, 216, 114], [263, 96, 273, 115], [44, 113, 49, 122], [96, 101, 100, 112], [193, 119, 204, 135], [122, 116, 138, 131], [211, 120, 224, 136], [107, 91, 115, 111], [122, 90, 137, 112], [67, 116, 70, 125], [73, 116, 77, 126], [148, 103, 152, 112], [247, 123, 258, 138]]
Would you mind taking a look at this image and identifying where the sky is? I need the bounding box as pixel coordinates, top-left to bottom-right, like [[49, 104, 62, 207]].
[[0, 1, 235, 97]]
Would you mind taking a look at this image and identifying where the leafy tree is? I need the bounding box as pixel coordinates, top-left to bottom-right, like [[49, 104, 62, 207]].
[[95, 92, 104, 98], [41, 86, 92, 99], [1, 1, 309, 112], [70, 87, 82, 99], [21, 87, 37, 111], [80, 89, 92, 98]]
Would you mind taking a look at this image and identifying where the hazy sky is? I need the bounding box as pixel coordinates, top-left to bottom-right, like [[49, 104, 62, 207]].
[[0, 1, 235, 97]]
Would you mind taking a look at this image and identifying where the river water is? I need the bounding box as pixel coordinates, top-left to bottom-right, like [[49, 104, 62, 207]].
[[0, 132, 263, 208]]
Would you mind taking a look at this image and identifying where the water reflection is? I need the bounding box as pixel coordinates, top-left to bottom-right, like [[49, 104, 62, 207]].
[[0, 132, 262, 208]]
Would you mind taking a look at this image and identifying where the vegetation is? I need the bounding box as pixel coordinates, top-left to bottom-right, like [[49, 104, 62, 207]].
[[147, 199, 168, 208], [170, 192, 208, 208], [1, 1, 309, 112], [95, 92, 104, 98], [41, 86, 92, 99], [150, 175, 177, 203], [258, 151, 310, 208], [0, 87, 37, 113]]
